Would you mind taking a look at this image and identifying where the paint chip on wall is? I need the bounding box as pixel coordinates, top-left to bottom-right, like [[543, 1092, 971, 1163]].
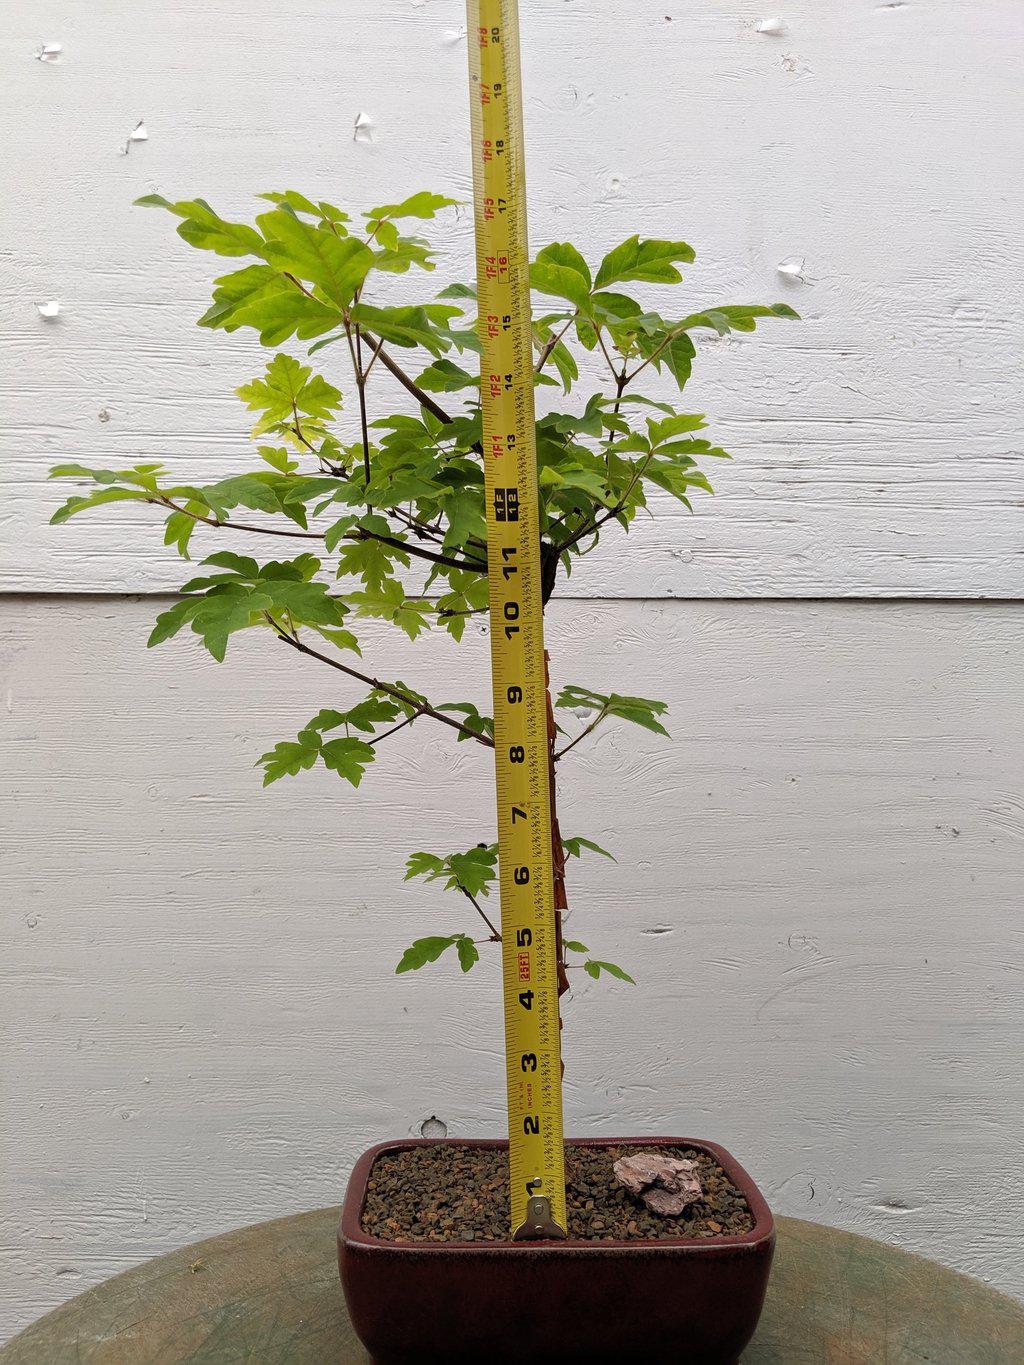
[[119, 121, 148, 156], [353, 111, 374, 143], [776, 255, 806, 282], [756, 18, 788, 36], [36, 42, 64, 62], [36, 300, 61, 319]]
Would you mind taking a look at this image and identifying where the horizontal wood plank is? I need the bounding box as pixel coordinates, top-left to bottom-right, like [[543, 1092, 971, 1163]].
[[2, 596, 1022, 1334], [2, 0, 1022, 595]]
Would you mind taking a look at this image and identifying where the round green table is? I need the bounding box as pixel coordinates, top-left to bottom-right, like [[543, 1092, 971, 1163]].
[[3, 1211, 1022, 1363]]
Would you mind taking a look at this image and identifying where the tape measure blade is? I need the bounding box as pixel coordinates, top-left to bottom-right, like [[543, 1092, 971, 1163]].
[[467, 0, 567, 1237]]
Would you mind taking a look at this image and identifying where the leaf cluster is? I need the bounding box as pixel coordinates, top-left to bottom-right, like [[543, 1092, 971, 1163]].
[[48, 184, 798, 994]]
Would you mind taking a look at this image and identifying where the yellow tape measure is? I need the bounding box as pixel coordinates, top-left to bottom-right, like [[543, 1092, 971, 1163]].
[[466, 0, 567, 1239]]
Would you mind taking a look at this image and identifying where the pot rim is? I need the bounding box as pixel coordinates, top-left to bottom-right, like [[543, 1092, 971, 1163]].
[[341, 1135, 774, 1253]]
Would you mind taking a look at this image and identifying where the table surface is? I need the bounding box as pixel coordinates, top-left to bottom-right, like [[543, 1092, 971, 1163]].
[[3, 1210, 1023, 1363]]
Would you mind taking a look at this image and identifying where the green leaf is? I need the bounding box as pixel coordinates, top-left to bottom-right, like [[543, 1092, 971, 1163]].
[[541, 393, 607, 439], [148, 597, 201, 648], [347, 581, 430, 640], [562, 836, 615, 861], [258, 446, 300, 475], [676, 302, 799, 333], [48, 459, 165, 487], [336, 535, 410, 593], [199, 550, 260, 579], [404, 852, 446, 881], [404, 844, 498, 899], [199, 265, 341, 345], [261, 578, 346, 630], [647, 413, 708, 445], [256, 207, 374, 309], [637, 329, 696, 390], [395, 935, 460, 974], [456, 937, 480, 972], [548, 339, 578, 394], [258, 190, 333, 220], [556, 684, 669, 737], [319, 737, 376, 786], [594, 236, 695, 289], [371, 232, 438, 276], [446, 846, 498, 898], [563, 940, 589, 954], [437, 702, 493, 742], [199, 474, 281, 518], [49, 486, 151, 525], [136, 195, 265, 258], [531, 243, 593, 312], [366, 191, 458, 222], [380, 681, 429, 720], [584, 959, 636, 985], [163, 510, 196, 559], [186, 585, 274, 661], [417, 359, 479, 393], [349, 303, 447, 356], [437, 282, 477, 301], [433, 572, 489, 643], [257, 735, 321, 785], [315, 626, 361, 654], [236, 353, 342, 434]]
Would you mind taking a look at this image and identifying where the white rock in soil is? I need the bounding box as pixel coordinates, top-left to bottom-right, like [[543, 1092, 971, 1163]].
[[613, 1153, 703, 1216]]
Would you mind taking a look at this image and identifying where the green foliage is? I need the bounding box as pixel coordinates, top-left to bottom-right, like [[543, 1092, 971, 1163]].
[[396, 933, 480, 974], [405, 845, 498, 900], [594, 236, 695, 288], [583, 959, 636, 985], [562, 836, 615, 861], [50, 181, 798, 996], [563, 939, 635, 985], [236, 353, 342, 446], [148, 551, 347, 661], [258, 731, 376, 788], [555, 685, 670, 739]]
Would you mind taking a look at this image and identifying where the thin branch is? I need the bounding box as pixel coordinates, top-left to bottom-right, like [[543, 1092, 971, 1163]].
[[362, 333, 386, 378], [535, 314, 577, 375], [460, 887, 501, 941], [593, 329, 629, 417], [367, 339, 455, 426], [611, 368, 628, 417], [269, 625, 495, 748], [622, 320, 692, 387], [280, 270, 451, 422], [154, 498, 321, 539], [549, 450, 656, 557], [369, 714, 418, 747], [392, 505, 447, 543], [352, 324, 372, 483], [154, 498, 484, 574], [553, 705, 609, 762], [363, 528, 484, 574], [594, 328, 617, 381], [284, 272, 317, 301]]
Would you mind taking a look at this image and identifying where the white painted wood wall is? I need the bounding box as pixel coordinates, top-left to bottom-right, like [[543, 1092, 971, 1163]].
[[1, 0, 1022, 1340]]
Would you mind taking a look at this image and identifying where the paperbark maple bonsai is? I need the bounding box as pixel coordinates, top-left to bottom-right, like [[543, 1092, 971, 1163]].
[[50, 190, 795, 990]]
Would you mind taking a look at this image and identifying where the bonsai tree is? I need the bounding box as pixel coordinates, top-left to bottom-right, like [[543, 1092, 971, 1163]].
[[51, 190, 795, 992]]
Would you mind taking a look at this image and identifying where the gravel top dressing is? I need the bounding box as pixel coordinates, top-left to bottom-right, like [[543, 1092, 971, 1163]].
[[361, 1144, 755, 1243]]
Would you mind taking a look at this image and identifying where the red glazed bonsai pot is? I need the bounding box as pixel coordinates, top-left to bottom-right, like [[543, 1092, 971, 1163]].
[[338, 1136, 774, 1364]]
